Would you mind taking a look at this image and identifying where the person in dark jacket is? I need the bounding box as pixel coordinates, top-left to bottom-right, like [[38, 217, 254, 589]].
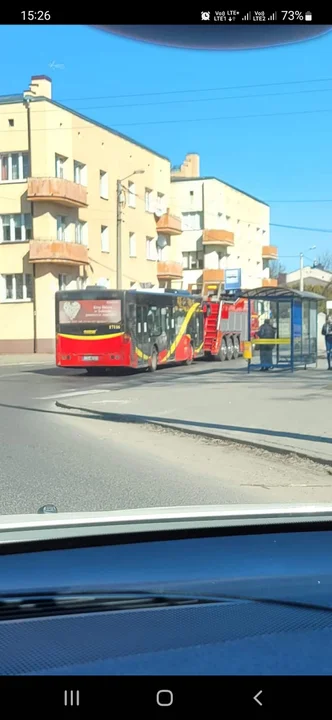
[[322, 314, 332, 370], [257, 318, 276, 371]]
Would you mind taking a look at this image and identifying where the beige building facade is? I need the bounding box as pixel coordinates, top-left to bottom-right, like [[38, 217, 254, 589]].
[[171, 154, 278, 294], [0, 75, 183, 353]]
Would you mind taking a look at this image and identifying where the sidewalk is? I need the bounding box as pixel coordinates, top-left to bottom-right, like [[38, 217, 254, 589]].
[[0, 354, 53, 366], [55, 359, 332, 465]]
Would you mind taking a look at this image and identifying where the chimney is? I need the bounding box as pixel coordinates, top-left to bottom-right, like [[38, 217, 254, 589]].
[[171, 153, 200, 179], [23, 75, 52, 100]]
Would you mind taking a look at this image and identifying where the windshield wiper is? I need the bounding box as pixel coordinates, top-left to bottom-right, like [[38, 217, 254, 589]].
[[0, 589, 331, 621]]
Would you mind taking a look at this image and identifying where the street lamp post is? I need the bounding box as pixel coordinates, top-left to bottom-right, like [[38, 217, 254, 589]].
[[299, 245, 316, 292], [116, 170, 144, 290]]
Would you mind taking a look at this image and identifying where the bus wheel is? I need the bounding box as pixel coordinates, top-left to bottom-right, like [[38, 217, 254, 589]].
[[184, 344, 194, 365], [149, 348, 158, 372], [219, 339, 227, 362], [232, 336, 240, 359]]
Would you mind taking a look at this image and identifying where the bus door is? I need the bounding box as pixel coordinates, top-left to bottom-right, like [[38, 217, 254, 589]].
[[189, 307, 204, 353], [136, 305, 146, 365], [147, 305, 167, 357]]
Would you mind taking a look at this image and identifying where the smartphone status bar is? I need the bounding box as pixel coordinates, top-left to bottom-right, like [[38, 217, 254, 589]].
[[200, 10, 314, 23]]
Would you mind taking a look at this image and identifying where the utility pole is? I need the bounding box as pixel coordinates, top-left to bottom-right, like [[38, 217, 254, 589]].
[[299, 252, 304, 292], [116, 179, 122, 290], [116, 170, 144, 290]]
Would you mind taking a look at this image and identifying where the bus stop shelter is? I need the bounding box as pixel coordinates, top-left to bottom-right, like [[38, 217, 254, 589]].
[[239, 286, 325, 373]]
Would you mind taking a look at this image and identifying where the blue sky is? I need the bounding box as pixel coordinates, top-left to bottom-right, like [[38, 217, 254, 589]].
[[2, 25, 332, 272]]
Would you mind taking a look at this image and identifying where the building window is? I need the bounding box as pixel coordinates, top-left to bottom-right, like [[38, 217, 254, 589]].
[[1, 273, 32, 302], [99, 170, 108, 199], [55, 153, 66, 179], [101, 225, 109, 252], [145, 188, 153, 212], [57, 216, 67, 241], [157, 246, 163, 261], [181, 212, 202, 231], [0, 214, 32, 243], [128, 181, 136, 208], [129, 232, 136, 257], [146, 236, 155, 260], [75, 220, 87, 245], [182, 251, 203, 270], [0, 152, 29, 182], [156, 192, 165, 214], [74, 160, 87, 186]]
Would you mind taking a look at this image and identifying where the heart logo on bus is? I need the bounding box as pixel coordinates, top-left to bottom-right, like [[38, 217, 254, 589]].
[[63, 301, 81, 320]]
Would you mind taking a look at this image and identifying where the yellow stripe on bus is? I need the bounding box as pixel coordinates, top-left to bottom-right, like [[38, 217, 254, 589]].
[[58, 332, 124, 341]]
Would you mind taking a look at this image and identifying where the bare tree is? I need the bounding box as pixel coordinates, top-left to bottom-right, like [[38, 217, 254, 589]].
[[316, 252, 332, 271], [270, 260, 286, 279]]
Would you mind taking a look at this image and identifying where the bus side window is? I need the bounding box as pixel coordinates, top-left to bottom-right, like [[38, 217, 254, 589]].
[[142, 307, 149, 342], [136, 306, 142, 337], [161, 307, 167, 332], [148, 306, 161, 336], [165, 307, 171, 331], [127, 303, 136, 331]]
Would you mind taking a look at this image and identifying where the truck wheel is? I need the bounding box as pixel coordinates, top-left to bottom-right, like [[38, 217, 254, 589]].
[[149, 347, 158, 372], [233, 336, 240, 359], [225, 338, 233, 361], [219, 339, 227, 362]]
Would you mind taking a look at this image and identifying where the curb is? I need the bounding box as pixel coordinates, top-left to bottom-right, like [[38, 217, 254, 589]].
[[55, 400, 332, 471]]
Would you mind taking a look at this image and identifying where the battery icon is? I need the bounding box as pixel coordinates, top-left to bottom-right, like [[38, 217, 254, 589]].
[[305, 11, 312, 21]]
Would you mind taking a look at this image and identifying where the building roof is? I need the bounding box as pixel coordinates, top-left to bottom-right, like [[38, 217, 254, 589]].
[[0, 93, 170, 162], [171, 176, 269, 207]]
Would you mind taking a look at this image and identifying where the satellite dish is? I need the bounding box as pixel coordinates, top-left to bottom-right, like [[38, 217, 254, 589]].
[[154, 207, 163, 218]]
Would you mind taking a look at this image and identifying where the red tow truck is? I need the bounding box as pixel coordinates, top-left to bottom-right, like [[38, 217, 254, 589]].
[[201, 282, 259, 361]]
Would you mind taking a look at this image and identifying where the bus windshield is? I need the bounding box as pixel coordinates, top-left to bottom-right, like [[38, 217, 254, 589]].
[[58, 298, 122, 325]]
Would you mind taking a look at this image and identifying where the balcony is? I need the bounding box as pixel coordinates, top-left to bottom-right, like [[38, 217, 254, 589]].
[[262, 245, 278, 260], [27, 177, 88, 208], [262, 278, 278, 288], [202, 229, 234, 246], [156, 210, 182, 235], [202, 269, 225, 283], [29, 239, 89, 266], [157, 261, 183, 280]]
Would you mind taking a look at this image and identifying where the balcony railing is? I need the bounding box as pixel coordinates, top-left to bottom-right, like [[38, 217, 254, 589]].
[[262, 278, 278, 287], [202, 269, 225, 283], [202, 229, 234, 246], [262, 245, 278, 260], [157, 261, 183, 279], [156, 210, 182, 235], [29, 239, 89, 266], [27, 177, 88, 208]]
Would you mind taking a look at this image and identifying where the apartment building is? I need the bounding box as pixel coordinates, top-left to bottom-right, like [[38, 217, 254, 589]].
[[171, 153, 277, 294], [0, 75, 183, 353]]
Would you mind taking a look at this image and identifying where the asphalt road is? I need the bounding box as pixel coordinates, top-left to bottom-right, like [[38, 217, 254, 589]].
[[0, 358, 331, 515]]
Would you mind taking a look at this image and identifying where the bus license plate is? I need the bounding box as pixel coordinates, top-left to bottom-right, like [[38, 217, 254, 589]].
[[83, 355, 99, 362]]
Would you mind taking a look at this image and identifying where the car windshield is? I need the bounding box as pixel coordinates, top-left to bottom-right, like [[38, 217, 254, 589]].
[[0, 19, 332, 519]]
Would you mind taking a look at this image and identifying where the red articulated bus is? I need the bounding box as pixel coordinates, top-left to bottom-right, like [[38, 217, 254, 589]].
[[55, 287, 205, 374]]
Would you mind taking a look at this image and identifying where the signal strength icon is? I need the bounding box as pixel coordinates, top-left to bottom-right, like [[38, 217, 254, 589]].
[[242, 11, 251, 21], [268, 12, 277, 21]]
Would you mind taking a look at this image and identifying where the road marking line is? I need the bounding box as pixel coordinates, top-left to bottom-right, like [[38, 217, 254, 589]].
[[36, 389, 106, 400]]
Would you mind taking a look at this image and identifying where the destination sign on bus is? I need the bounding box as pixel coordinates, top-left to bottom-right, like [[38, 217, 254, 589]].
[[59, 299, 121, 324]]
